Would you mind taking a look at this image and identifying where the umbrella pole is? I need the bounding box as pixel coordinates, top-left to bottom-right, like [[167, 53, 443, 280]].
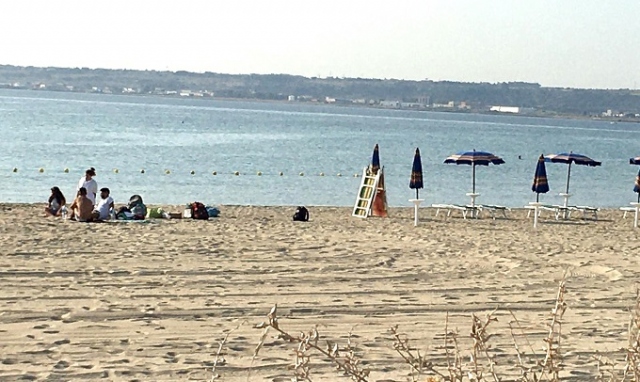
[[416, 189, 419, 199], [472, 164, 476, 194], [536, 193, 540, 203], [565, 162, 572, 194]]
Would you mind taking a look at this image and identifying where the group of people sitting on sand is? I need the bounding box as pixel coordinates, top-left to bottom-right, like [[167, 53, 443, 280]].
[[45, 167, 115, 222]]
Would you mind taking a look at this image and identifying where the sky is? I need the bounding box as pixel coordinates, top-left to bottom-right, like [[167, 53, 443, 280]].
[[1, 0, 639, 89]]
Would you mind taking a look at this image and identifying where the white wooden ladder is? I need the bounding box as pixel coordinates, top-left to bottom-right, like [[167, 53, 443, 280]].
[[352, 166, 381, 218]]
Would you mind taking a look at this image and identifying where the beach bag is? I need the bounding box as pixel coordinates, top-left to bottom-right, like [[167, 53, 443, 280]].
[[206, 206, 220, 218], [128, 195, 147, 220], [146, 207, 164, 219], [293, 206, 309, 222], [190, 202, 209, 220]]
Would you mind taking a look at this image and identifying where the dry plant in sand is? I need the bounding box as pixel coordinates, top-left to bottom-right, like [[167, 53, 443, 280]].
[[248, 278, 569, 382], [623, 288, 640, 379], [254, 305, 370, 381], [233, 278, 640, 381], [593, 287, 640, 381]]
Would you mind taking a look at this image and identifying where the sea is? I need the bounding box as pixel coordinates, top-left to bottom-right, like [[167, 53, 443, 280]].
[[0, 88, 638, 208]]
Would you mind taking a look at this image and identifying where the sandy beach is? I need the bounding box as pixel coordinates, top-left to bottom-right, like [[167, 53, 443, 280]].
[[1, 204, 639, 381]]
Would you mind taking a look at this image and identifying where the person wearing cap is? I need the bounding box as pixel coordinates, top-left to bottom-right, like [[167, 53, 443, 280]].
[[77, 167, 98, 206], [94, 187, 115, 220], [69, 187, 94, 222]]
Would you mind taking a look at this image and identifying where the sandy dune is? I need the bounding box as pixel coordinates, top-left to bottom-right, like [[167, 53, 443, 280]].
[[0, 204, 639, 381]]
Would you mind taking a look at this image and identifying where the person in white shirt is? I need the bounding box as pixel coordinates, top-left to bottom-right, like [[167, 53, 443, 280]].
[[77, 167, 98, 206], [94, 187, 115, 220]]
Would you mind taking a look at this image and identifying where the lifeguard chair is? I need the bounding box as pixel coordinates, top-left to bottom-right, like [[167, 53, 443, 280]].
[[352, 144, 388, 218]]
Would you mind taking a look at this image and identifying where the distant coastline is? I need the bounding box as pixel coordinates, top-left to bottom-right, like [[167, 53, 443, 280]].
[[1, 63, 640, 124]]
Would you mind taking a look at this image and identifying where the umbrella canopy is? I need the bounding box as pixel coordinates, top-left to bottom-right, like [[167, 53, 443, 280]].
[[409, 148, 424, 199], [545, 152, 601, 194], [370, 144, 380, 173], [631, 156, 640, 165], [444, 150, 505, 193], [532, 154, 550, 202], [635, 168, 640, 202]]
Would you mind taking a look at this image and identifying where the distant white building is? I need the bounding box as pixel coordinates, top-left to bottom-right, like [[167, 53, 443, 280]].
[[288, 95, 296, 101], [490, 106, 520, 114]]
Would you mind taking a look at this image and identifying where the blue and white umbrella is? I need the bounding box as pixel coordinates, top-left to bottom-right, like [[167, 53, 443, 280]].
[[545, 152, 601, 194], [444, 149, 505, 194]]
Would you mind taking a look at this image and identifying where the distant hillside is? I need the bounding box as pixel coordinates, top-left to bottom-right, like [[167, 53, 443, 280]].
[[1, 64, 639, 118]]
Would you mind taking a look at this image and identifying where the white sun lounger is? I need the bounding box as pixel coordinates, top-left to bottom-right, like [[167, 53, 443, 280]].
[[525, 204, 578, 220], [431, 204, 481, 220], [621, 206, 636, 218], [524, 204, 562, 218], [570, 206, 598, 220], [478, 204, 510, 219]]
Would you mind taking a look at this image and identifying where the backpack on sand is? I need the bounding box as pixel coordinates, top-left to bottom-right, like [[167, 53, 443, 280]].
[[292, 206, 309, 222], [190, 202, 209, 220]]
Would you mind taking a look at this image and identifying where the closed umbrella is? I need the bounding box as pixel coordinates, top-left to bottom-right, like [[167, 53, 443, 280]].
[[635, 168, 640, 203], [370, 144, 380, 173], [532, 154, 550, 202], [409, 148, 424, 199]]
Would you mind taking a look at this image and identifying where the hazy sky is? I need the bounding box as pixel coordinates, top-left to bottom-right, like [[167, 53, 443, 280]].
[[2, 0, 639, 89]]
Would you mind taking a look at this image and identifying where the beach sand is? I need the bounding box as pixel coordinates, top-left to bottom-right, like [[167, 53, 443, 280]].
[[0, 204, 639, 381]]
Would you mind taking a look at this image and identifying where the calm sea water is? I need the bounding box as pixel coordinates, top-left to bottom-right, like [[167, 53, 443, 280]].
[[0, 88, 638, 208]]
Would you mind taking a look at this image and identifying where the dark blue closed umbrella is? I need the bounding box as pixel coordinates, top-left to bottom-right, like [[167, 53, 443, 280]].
[[532, 154, 550, 202], [635, 168, 640, 202], [370, 144, 380, 173], [545, 152, 601, 194], [409, 148, 423, 199], [444, 149, 505, 194]]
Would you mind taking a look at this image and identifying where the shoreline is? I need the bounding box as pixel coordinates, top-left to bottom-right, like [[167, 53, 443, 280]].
[[4, 86, 640, 125]]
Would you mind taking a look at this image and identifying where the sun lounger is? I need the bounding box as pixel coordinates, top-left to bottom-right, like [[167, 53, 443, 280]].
[[525, 204, 578, 220], [478, 204, 510, 219], [431, 204, 481, 220], [570, 206, 598, 220], [621, 206, 636, 219], [524, 204, 560, 218]]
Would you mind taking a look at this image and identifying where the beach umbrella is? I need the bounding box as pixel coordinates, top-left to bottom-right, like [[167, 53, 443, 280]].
[[532, 154, 550, 202], [370, 144, 380, 173], [409, 148, 424, 199], [544, 152, 601, 194], [635, 168, 640, 202], [444, 149, 505, 194], [630, 156, 640, 165]]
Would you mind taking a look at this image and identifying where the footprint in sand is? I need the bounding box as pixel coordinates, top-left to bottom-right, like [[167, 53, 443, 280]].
[[571, 265, 624, 281]]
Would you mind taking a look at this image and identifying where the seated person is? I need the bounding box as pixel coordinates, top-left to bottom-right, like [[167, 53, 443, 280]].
[[69, 187, 94, 222], [45, 186, 66, 217], [94, 188, 115, 220]]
